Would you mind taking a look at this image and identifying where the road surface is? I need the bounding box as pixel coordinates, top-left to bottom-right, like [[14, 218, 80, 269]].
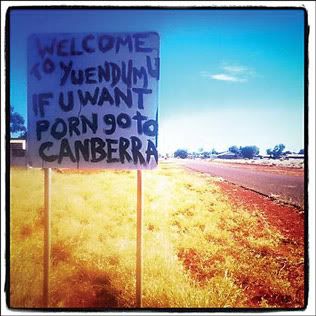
[[176, 160, 305, 209]]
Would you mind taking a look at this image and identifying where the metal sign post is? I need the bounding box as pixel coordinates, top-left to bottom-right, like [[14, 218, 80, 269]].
[[43, 168, 51, 307], [136, 169, 143, 308]]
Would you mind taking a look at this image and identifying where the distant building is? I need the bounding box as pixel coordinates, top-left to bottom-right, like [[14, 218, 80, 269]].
[[10, 139, 25, 150], [257, 154, 270, 159], [10, 139, 27, 166], [216, 151, 238, 159], [285, 153, 304, 159]]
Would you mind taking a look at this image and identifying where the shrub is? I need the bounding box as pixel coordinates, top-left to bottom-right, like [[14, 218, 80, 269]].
[[240, 146, 259, 159], [174, 149, 188, 159], [266, 144, 285, 159]]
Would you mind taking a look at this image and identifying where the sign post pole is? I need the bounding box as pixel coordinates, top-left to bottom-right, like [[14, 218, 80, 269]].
[[136, 169, 143, 308], [43, 168, 51, 307]]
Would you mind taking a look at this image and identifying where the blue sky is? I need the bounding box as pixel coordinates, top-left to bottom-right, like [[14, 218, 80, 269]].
[[10, 9, 305, 154]]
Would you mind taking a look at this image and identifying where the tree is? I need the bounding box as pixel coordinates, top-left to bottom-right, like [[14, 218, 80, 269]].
[[240, 146, 259, 159], [299, 149, 304, 155], [10, 106, 26, 138], [174, 149, 188, 159], [211, 148, 218, 155], [267, 144, 285, 159], [228, 145, 241, 156], [202, 151, 210, 159]]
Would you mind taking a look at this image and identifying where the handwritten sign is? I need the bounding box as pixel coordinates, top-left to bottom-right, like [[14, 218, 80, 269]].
[[27, 32, 159, 169]]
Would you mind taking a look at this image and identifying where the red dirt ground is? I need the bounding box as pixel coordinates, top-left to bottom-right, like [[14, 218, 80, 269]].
[[217, 180, 305, 308], [217, 181, 304, 243]]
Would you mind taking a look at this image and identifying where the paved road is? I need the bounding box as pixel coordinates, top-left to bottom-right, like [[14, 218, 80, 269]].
[[177, 160, 305, 209]]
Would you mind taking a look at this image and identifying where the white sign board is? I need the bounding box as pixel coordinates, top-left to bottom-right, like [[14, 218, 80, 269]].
[[27, 32, 159, 169]]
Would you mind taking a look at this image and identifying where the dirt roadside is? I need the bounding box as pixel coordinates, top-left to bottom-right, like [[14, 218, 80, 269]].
[[217, 180, 304, 242], [217, 180, 305, 308]]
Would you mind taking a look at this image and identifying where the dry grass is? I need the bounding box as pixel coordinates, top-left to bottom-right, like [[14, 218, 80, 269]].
[[9, 163, 304, 308]]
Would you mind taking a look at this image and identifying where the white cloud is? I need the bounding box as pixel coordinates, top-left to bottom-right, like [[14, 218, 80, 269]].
[[201, 63, 255, 83], [210, 73, 247, 82]]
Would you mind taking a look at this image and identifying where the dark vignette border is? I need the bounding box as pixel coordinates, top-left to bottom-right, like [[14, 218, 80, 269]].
[[4, 4, 309, 313]]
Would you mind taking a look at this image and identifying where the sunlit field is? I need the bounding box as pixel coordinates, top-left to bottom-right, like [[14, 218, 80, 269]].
[[10, 163, 304, 309]]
